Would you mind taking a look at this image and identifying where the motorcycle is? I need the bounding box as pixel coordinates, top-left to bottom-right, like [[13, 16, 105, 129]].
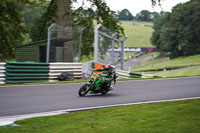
[[78, 68, 117, 97]]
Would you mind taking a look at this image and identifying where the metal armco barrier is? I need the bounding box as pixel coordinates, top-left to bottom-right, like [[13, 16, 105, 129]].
[[2, 61, 158, 84], [49, 63, 83, 82], [0, 63, 6, 84], [130, 72, 142, 78], [116, 69, 131, 79], [6, 62, 49, 84], [117, 70, 156, 79]]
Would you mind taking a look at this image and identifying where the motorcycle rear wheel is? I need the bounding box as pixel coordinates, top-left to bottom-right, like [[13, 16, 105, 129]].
[[101, 88, 110, 94], [79, 83, 90, 97]]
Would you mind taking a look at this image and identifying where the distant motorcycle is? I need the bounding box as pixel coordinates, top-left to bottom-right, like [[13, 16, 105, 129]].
[[78, 67, 117, 97]]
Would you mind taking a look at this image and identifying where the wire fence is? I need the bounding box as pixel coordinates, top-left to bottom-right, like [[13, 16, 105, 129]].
[[94, 24, 127, 69], [46, 24, 127, 70], [47, 24, 84, 63]]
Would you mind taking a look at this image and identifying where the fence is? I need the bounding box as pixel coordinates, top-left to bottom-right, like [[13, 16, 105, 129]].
[[47, 24, 84, 63], [0, 63, 6, 84], [49, 63, 83, 82], [94, 24, 127, 70]]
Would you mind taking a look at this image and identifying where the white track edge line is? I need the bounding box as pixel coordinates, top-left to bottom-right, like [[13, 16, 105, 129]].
[[0, 96, 200, 126]]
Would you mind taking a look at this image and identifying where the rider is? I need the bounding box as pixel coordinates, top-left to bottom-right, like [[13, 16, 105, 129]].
[[90, 64, 116, 93], [95, 64, 116, 81]]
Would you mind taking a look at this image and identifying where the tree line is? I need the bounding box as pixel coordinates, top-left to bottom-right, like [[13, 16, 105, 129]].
[[151, 0, 200, 58], [117, 9, 162, 21]]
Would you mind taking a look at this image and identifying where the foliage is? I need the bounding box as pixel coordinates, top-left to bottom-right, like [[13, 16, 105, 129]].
[[118, 9, 134, 21], [135, 10, 159, 21], [151, 0, 161, 6], [92, 0, 124, 35], [73, 8, 94, 57], [151, 12, 170, 50], [29, 0, 56, 42], [18, 1, 50, 43], [0, 0, 27, 61], [0, 0, 48, 61], [19, 2, 49, 28], [136, 10, 151, 21], [151, 0, 200, 58]]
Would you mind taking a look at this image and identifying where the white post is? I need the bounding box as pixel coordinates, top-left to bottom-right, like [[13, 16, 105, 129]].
[[46, 24, 55, 63], [94, 24, 102, 62], [120, 36, 128, 70], [111, 32, 117, 64], [78, 28, 85, 62]]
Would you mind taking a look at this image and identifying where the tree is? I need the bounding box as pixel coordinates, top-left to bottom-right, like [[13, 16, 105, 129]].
[[73, 8, 94, 57], [18, 2, 49, 43], [136, 10, 151, 21], [56, 0, 73, 62], [151, 12, 160, 20], [151, 12, 171, 51], [19, 2, 49, 28], [29, 0, 56, 42], [151, 0, 200, 58], [0, 0, 30, 61], [151, 0, 161, 6], [118, 9, 134, 21]]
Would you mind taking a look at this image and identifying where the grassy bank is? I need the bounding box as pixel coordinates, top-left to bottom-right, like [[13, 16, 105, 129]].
[[132, 54, 200, 72], [1, 98, 199, 133], [121, 21, 154, 48], [150, 66, 200, 78]]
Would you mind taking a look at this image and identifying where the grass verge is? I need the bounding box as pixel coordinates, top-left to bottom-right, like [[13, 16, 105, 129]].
[[0, 98, 200, 133], [132, 54, 200, 72], [150, 66, 200, 78], [140, 52, 159, 58]]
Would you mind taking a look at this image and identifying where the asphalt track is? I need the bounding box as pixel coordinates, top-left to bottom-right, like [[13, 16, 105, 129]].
[[0, 77, 200, 117]]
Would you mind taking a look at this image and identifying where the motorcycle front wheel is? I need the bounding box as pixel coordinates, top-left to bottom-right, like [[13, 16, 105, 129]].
[[78, 83, 90, 97]]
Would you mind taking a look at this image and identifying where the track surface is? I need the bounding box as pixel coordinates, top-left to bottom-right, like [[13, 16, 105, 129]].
[[0, 77, 200, 117]]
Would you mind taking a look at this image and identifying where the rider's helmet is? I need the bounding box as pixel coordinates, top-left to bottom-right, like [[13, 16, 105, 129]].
[[104, 64, 111, 71]]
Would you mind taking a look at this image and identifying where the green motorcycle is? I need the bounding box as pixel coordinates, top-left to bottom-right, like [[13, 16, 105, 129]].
[[78, 69, 117, 97]]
